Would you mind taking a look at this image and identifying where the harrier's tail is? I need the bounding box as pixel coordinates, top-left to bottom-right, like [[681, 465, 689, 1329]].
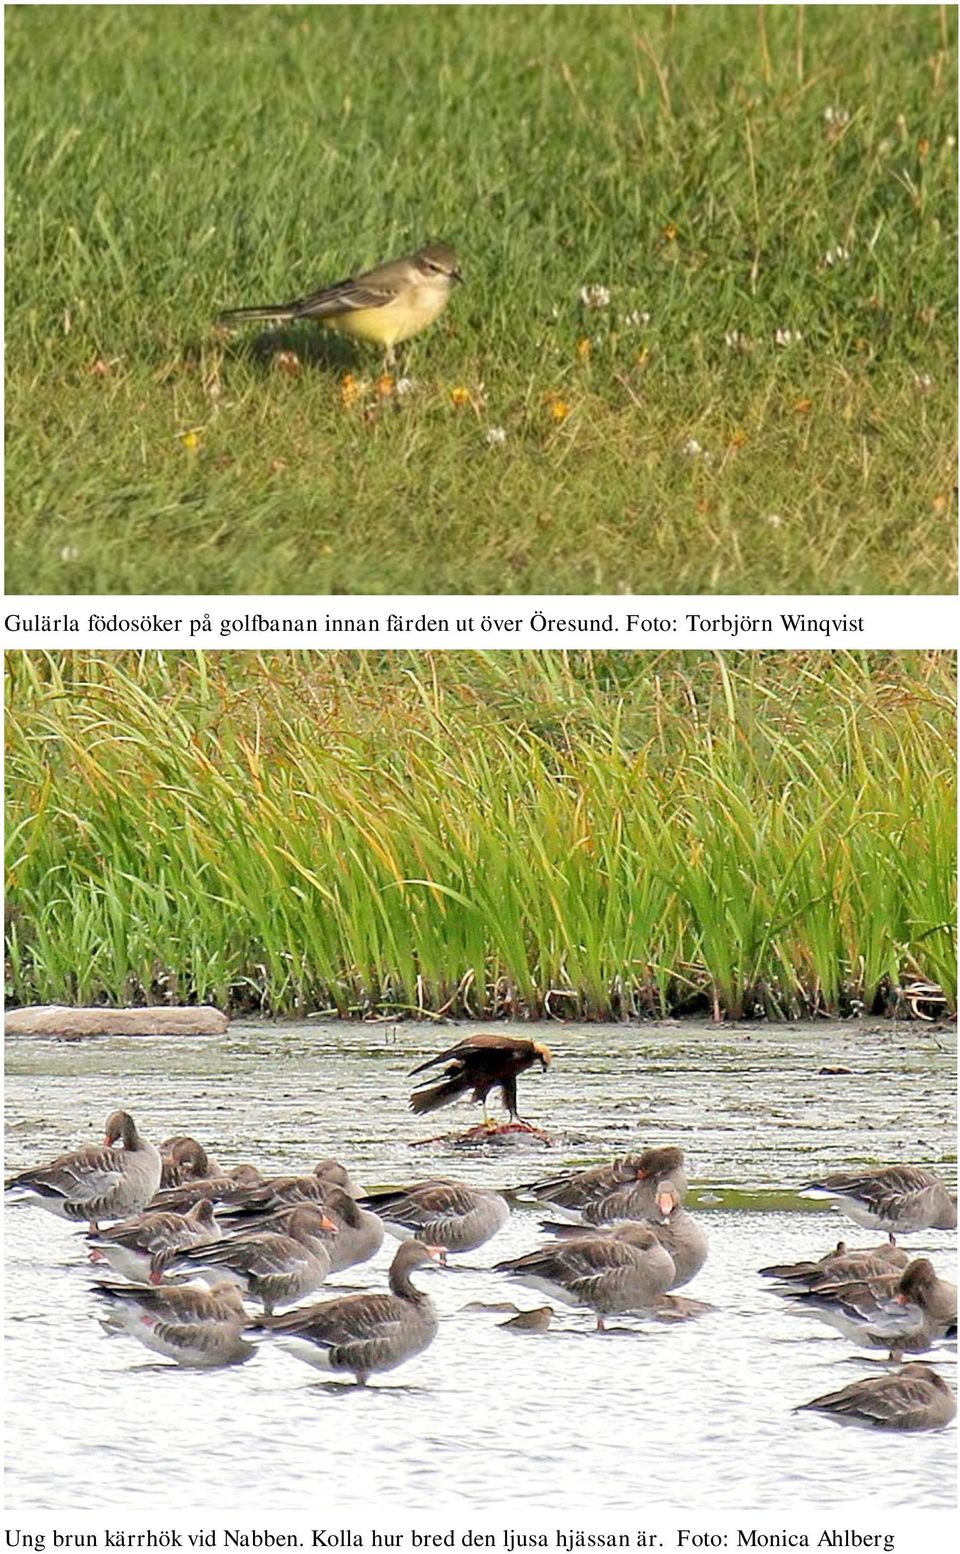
[[409, 1076, 468, 1115]]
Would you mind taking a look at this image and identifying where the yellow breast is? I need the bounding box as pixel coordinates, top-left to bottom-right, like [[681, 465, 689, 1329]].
[[324, 283, 450, 349]]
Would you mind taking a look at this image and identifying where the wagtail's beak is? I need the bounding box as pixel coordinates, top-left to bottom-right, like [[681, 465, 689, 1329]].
[[451, 268, 463, 285]]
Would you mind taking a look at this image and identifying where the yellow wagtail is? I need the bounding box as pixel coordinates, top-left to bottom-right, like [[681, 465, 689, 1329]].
[[218, 241, 462, 367]]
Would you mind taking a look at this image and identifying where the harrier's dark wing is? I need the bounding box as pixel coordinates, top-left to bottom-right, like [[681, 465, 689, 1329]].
[[409, 1034, 531, 1077]]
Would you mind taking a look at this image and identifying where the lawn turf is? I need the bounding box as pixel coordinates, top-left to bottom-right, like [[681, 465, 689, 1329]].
[[5, 4, 957, 595]]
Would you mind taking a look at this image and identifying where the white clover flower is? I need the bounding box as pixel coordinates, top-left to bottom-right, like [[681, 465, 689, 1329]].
[[485, 425, 507, 446], [766, 514, 784, 529], [624, 309, 651, 328], [60, 545, 80, 562], [580, 284, 611, 310], [724, 329, 753, 351], [395, 377, 415, 397], [823, 245, 851, 267], [682, 437, 705, 458], [774, 327, 803, 348], [913, 373, 935, 394], [823, 106, 850, 127]]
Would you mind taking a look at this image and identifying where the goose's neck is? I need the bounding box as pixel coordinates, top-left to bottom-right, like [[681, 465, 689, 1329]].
[[390, 1263, 426, 1301], [120, 1116, 142, 1150]]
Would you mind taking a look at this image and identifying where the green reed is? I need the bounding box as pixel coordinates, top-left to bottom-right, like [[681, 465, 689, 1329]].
[[5, 651, 956, 1021]]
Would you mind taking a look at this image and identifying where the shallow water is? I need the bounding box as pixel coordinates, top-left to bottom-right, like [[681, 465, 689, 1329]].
[[4, 1018, 956, 1514]]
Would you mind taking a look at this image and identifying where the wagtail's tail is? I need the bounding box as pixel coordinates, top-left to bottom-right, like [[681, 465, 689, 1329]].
[[218, 301, 300, 326]]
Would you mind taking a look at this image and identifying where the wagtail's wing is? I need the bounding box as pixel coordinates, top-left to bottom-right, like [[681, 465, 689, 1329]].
[[290, 262, 406, 321], [219, 254, 426, 327]]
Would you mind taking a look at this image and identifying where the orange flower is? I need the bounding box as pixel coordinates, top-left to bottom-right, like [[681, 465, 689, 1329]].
[[450, 385, 471, 407], [662, 222, 678, 241], [181, 430, 201, 450], [376, 374, 395, 398], [549, 398, 571, 424], [576, 337, 592, 361], [340, 373, 361, 407], [729, 429, 748, 448], [792, 398, 813, 415]]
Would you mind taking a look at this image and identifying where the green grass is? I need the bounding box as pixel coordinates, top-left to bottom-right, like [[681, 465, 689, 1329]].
[[5, 650, 956, 1021], [5, 5, 956, 595]]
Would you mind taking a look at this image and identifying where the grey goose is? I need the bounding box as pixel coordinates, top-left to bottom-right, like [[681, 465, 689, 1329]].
[[159, 1136, 222, 1188], [147, 1163, 264, 1215], [521, 1146, 687, 1226], [359, 1179, 510, 1258], [165, 1204, 337, 1313], [789, 1257, 956, 1355], [540, 1188, 707, 1290], [495, 1222, 676, 1329], [6, 1110, 162, 1232], [256, 1240, 440, 1384], [223, 1187, 384, 1274], [800, 1166, 957, 1233], [796, 1364, 956, 1431], [94, 1279, 255, 1367], [217, 1159, 361, 1223], [761, 1238, 910, 1293], [87, 1198, 221, 1283]]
